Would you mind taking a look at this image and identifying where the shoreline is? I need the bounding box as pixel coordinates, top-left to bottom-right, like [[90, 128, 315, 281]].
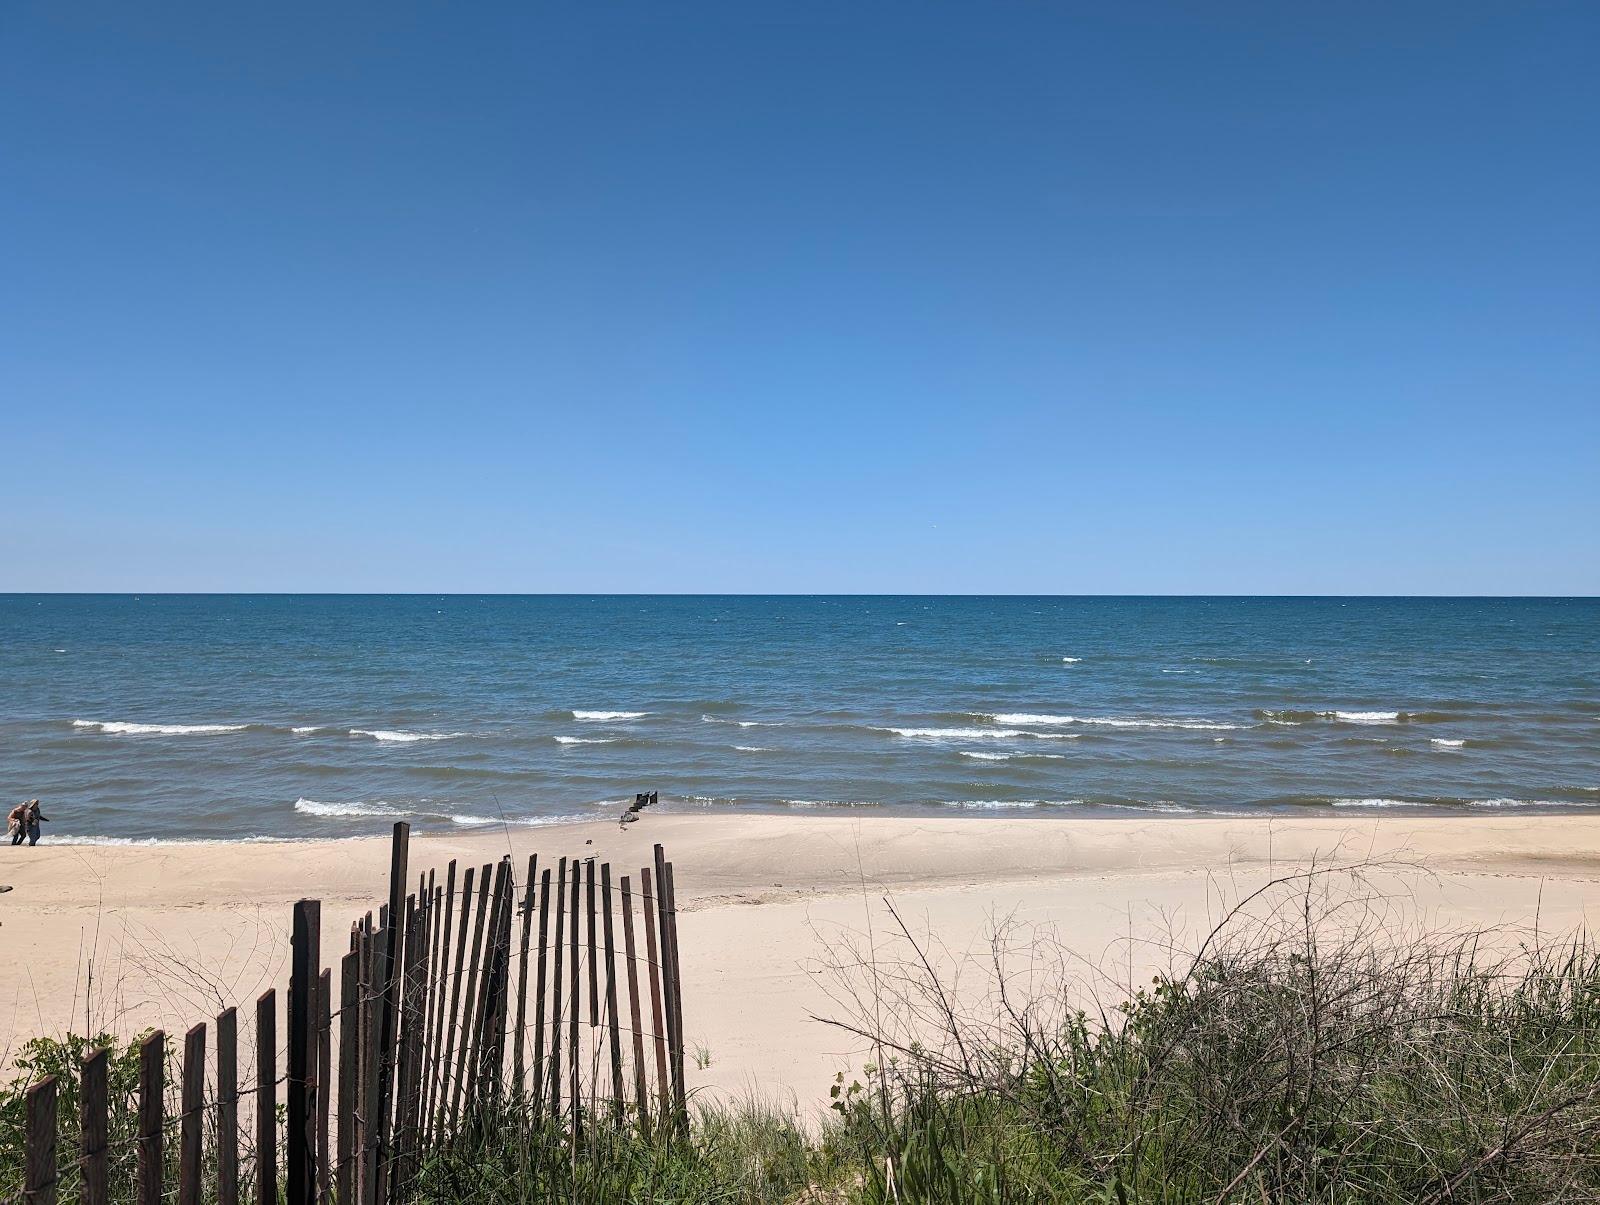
[[6, 812, 1600, 1102]]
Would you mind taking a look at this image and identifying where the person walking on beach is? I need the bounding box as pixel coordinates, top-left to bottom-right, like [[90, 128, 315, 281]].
[[7, 800, 48, 846]]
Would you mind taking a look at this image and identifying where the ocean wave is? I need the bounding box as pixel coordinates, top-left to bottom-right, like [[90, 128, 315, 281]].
[[701, 715, 781, 727], [880, 726, 1077, 742], [291, 726, 324, 735], [73, 719, 249, 736], [1061, 656, 1082, 664], [1467, 798, 1590, 810], [781, 798, 881, 808], [294, 797, 405, 818], [572, 710, 647, 721], [1430, 738, 1466, 748], [554, 735, 615, 745], [1331, 797, 1418, 809], [958, 751, 1067, 761], [1255, 709, 1442, 726], [349, 729, 466, 743], [986, 713, 1240, 731], [734, 745, 771, 752]]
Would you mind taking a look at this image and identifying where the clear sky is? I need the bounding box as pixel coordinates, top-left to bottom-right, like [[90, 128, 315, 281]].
[[3, 2, 1596, 594]]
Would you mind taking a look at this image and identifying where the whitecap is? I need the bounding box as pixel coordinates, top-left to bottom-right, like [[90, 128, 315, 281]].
[[734, 745, 771, 752], [1061, 656, 1082, 664], [987, 713, 1239, 731], [1334, 711, 1400, 724], [74, 719, 248, 736], [958, 751, 1067, 761], [942, 799, 1043, 809], [782, 798, 880, 808], [572, 710, 647, 721], [1430, 738, 1466, 749], [295, 797, 405, 818], [879, 726, 1076, 742], [349, 729, 464, 743], [554, 735, 614, 745], [1468, 798, 1587, 809], [291, 726, 324, 735], [1331, 797, 1416, 809]]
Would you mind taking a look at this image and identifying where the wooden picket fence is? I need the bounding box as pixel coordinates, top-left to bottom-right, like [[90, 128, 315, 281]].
[[9, 822, 688, 1205]]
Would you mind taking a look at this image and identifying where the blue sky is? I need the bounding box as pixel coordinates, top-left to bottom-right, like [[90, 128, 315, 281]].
[[3, 2, 1596, 593]]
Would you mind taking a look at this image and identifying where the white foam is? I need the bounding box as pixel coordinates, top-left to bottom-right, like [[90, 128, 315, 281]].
[[1468, 798, 1586, 809], [448, 814, 497, 827], [959, 751, 1067, 761], [291, 726, 323, 735], [1061, 656, 1082, 664], [782, 799, 880, 808], [988, 713, 1239, 731], [73, 719, 248, 736], [294, 797, 404, 818], [734, 745, 771, 752], [572, 710, 647, 721], [1331, 797, 1415, 809], [880, 726, 1076, 742], [942, 799, 1043, 809], [1430, 738, 1466, 748], [1334, 711, 1400, 724], [349, 729, 463, 743], [554, 735, 614, 745]]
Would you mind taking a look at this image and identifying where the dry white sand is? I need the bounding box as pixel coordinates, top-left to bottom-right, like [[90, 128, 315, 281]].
[[4, 813, 1599, 1107]]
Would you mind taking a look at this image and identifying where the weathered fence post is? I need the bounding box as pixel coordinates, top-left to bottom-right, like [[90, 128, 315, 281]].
[[180, 1023, 206, 1205], [640, 867, 670, 1119], [372, 823, 409, 1205], [620, 875, 650, 1132], [289, 899, 321, 1205], [81, 1047, 109, 1205], [549, 857, 567, 1116], [24, 1076, 57, 1205], [532, 866, 552, 1107], [217, 1008, 239, 1205], [513, 854, 537, 1095], [568, 860, 581, 1139], [337, 950, 358, 1205], [662, 856, 688, 1133], [601, 864, 625, 1122], [318, 967, 332, 1205], [139, 1029, 164, 1205]]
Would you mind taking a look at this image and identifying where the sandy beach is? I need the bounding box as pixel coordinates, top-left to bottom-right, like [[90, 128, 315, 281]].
[[4, 813, 1600, 1107]]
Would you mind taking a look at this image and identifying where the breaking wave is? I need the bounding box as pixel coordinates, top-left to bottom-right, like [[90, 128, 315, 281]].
[[73, 719, 248, 736], [572, 710, 647, 721]]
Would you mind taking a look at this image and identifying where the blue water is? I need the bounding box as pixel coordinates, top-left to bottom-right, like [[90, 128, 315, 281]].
[[1, 596, 1596, 842]]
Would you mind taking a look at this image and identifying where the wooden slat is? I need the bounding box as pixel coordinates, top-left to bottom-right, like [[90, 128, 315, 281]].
[[180, 1023, 206, 1205], [419, 869, 446, 1145], [317, 967, 332, 1205], [81, 1047, 109, 1205], [140, 1029, 165, 1205], [25, 1075, 57, 1205], [448, 863, 492, 1132], [463, 861, 506, 1116], [512, 854, 537, 1095], [434, 863, 472, 1141], [548, 857, 567, 1115], [359, 927, 389, 1205], [640, 867, 671, 1118], [216, 1009, 239, 1205], [532, 866, 552, 1108], [372, 823, 409, 1205], [289, 900, 320, 1205], [337, 951, 358, 1205], [601, 864, 625, 1120], [662, 857, 688, 1132], [567, 859, 581, 1138], [620, 875, 650, 1131]]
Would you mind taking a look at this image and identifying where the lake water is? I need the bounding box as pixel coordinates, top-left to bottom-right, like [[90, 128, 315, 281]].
[[1, 595, 1596, 841]]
